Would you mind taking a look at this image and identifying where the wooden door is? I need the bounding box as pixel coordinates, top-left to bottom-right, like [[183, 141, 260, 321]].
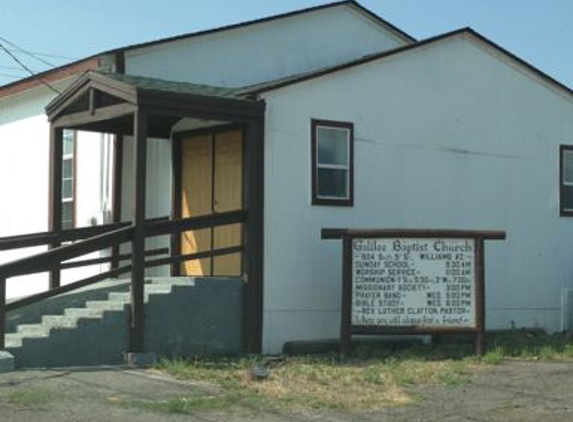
[[180, 128, 243, 276]]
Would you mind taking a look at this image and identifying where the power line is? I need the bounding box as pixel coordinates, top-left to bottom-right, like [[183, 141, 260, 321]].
[[0, 43, 60, 93], [3, 47, 76, 62], [0, 64, 40, 73], [0, 35, 56, 67]]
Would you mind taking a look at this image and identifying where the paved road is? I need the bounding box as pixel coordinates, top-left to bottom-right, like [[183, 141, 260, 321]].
[[0, 361, 572, 421]]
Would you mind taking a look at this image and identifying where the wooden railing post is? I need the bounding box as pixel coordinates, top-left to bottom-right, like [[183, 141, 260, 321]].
[[475, 237, 486, 356], [48, 126, 64, 289], [0, 275, 6, 350], [130, 110, 147, 353]]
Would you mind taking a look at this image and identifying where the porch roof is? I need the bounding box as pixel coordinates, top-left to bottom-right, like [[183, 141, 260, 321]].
[[45, 71, 264, 138], [98, 72, 244, 99]]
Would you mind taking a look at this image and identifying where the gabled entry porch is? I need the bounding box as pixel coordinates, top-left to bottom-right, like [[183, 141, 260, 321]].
[[0, 71, 265, 358]]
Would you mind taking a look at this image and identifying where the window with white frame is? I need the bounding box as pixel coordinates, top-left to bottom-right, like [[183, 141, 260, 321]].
[[311, 119, 354, 206], [62, 130, 75, 229]]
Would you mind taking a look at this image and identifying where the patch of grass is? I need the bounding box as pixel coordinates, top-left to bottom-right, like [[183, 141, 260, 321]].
[[486, 329, 573, 360], [152, 330, 573, 413], [129, 390, 246, 414], [564, 344, 573, 358], [6, 388, 56, 409], [482, 347, 504, 365]]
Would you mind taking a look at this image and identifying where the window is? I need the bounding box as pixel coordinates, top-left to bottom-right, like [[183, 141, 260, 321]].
[[561, 145, 573, 216], [62, 130, 75, 229], [311, 119, 353, 206]]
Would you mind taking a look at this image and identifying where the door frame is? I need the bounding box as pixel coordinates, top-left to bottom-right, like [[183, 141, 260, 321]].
[[171, 123, 245, 276]]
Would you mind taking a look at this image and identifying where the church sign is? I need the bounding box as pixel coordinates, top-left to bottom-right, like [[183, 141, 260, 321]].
[[321, 229, 506, 355]]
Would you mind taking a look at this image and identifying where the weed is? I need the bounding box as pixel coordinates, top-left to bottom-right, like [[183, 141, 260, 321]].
[[6, 388, 56, 409], [132, 393, 244, 414], [482, 347, 504, 365]]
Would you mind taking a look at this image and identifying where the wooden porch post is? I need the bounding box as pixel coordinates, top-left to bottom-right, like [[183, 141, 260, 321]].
[[130, 111, 147, 352], [110, 134, 124, 270], [0, 275, 5, 350], [242, 117, 264, 353], [48, 126, 63, 289], [170, 136, 182, 276]]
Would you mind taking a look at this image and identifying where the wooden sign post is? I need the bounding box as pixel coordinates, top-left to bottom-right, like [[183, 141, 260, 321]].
[[322, 229, 506, 356]]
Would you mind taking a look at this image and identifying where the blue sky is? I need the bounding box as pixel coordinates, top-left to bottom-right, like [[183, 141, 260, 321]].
[[0, 0, 571, 88]]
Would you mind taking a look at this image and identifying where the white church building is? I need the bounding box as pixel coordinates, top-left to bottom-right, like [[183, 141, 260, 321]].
[[0, 1, 572, 356]]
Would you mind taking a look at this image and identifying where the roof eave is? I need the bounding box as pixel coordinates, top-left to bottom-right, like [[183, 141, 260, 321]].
[[246, 27, 573, 102], [1, 1, 415, 101]]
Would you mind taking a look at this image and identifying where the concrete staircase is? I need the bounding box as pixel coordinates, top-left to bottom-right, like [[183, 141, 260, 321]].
[[4, 279, 189, 368]]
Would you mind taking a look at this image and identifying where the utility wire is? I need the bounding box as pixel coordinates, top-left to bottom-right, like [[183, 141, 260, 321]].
[[0, 35, 56, 67], [4, 48, 77, 61], [0, 64, 38, 73], [0, 42, 60, 93]]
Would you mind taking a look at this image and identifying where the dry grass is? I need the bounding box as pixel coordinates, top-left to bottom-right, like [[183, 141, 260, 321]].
[[154, 330, 573, 414], [156, 351, 473, 411]]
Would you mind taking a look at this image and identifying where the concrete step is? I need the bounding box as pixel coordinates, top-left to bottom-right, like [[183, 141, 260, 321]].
[[42, 315, 79, 329], [5, 276, 216, 369], [64, 307, 104, 318], [6, 331, 49, 349], [5, 333, 25, 348], [85, 299, 129, 311], [145, 284, 174, 295], [16, 324, 50, 337], [107, 292, 131, 302]]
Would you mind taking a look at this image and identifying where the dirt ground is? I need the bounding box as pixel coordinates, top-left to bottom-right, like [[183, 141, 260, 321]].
[[0, 361, 571, 422]]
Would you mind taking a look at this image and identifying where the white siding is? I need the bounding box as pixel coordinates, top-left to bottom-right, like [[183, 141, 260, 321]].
[[0, 113, 50, 298], [0, 82, 114, 298], [260, 34, 573, 352], [120, 135, 172, 277], [125, 6, 408, 88]]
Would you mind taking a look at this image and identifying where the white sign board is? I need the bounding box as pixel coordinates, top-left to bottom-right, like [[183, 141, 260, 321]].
[[351, 238, 476, 328]]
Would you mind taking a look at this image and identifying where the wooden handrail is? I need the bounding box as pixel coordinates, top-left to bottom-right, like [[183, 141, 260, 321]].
[[0, 226, 134, 279], [147, 245, 243, 268], [0, 212, 244, 279], [60, 247, 169, 270], [6, 265, 132, 312], [145, 210, 245, 237], [6, 245, 243, 312], [0, 216, 170, 251]]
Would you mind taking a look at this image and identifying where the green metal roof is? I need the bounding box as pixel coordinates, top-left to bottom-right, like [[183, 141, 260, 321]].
[[99, 72, 245, 99]]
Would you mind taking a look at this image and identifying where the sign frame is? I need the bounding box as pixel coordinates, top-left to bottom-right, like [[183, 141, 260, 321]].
[[322, 229, 506, 356]]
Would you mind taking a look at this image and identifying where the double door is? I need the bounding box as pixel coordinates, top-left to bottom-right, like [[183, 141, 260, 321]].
[[180, 128, 243, 276]]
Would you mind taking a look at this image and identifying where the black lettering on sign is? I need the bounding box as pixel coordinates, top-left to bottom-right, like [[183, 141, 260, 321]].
[[352, 238, 476, 328]]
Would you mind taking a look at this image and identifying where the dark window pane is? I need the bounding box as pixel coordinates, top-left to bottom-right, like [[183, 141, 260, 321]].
[[317, 168, 348, 198], [562, 186, 573, 211], [62, 180, 73, 199], [564, 151, 573, 184], [62, 201, 73, 228], [63, 159, 72, 179], [317, 127, 348, 166]]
